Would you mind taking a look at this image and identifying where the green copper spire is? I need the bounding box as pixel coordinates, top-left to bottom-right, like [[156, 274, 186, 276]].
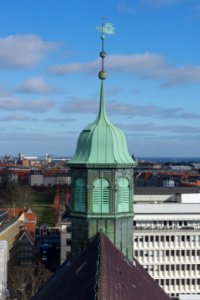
[[69, 22, 136, 167]]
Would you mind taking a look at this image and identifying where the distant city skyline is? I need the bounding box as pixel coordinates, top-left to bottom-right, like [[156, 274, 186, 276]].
[[0, 0, 200, 157]]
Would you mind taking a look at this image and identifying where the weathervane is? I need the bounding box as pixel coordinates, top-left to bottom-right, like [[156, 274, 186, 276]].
[[96, 19, 115, 80]]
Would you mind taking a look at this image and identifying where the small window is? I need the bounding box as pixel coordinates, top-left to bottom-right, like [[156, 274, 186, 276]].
[[66, 226, 71, 233], [66, 252, 71, 259], [66, 239, 71, 246]]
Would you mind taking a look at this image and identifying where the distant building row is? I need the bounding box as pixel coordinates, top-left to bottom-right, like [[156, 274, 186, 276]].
[[0, 167, 71, 186]]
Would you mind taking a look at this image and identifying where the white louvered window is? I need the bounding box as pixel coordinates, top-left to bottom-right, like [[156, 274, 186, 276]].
[[74, 178, 86, 212], [117, 178, 129, 212], [93, 178, 110, 213]]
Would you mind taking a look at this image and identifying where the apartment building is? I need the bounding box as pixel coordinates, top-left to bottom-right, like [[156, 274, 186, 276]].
[[0, 212, 20, 269]]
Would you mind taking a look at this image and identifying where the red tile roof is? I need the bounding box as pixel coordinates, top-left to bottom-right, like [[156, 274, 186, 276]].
[[19, 229, 34, 244], [1, 207, 24, 218]]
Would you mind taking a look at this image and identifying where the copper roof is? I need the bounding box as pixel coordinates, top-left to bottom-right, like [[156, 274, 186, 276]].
[[32, 233, 169, 300]]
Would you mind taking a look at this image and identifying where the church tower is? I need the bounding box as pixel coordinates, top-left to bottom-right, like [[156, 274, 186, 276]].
[[68, 23, 137, 261]]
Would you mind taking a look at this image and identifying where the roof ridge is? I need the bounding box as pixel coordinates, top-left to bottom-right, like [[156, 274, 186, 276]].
[[94, 232, 101, 300]]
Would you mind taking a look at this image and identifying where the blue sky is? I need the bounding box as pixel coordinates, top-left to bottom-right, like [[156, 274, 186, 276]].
[[0, 0, 200, 158]]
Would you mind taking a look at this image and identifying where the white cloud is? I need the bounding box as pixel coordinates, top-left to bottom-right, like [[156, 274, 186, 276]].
[[0, 34, 57, 69], [61, 97, 98, 114], [107, 53, 164, 71], [16, 77, 56, 94], [0, 86, 9, 97], [0, 96, 53, 112], [44, 117, 75, 123], [51, 52, 200, 86], [0, 114, 36, 121], [122, 122, 200, 134], [62, 97, 200, 119], [50, 60, 98, 75]]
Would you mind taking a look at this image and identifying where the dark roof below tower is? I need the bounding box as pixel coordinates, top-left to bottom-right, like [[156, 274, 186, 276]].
[[32, 233, 170, 300]]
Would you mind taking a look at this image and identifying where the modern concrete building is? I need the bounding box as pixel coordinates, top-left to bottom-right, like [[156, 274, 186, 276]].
[[28, 170, 43, 186], [134, 189, 200, 299], [179, 295, 200, 300]]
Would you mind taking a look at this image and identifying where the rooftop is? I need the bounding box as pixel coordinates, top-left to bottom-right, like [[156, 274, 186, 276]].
[[0, 217, 18, 234], [32, 233, 170, 300], [135, 186, 200, 195]]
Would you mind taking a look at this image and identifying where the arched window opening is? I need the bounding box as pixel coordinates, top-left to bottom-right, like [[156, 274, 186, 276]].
[[93, 178, 110, 213]]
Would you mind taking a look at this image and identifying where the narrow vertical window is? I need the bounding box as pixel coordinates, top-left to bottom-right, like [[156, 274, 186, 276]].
[[74, 178, 86, 212], [93, 178, 110, 213], [117, 178, 129, 212]]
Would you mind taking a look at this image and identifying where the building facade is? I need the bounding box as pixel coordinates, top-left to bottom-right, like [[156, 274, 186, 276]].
[[60, 218, 71, 264], [134, 195, 200, 299], [18, 231, 34, 264], [0, 216, 20, 267], [0, 241, 8, 300]]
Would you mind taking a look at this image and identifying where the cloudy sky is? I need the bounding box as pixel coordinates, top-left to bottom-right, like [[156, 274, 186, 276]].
[[0, 0, 200, 158]]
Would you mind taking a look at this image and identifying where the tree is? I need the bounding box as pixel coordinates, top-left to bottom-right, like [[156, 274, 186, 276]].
[[1, 183, 33, 209], [8, 263, 52, 300]]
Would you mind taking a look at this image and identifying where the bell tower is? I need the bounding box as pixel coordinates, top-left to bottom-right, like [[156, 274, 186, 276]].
[[68, 22, 137, 261]]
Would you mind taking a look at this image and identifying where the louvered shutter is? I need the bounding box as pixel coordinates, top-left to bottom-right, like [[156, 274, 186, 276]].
[[93, 179, 110, 213], [118, 178, 129, 212], [102, 179, 110, 213], [74, 178, 86, 212], [93, 179, 101, 212]]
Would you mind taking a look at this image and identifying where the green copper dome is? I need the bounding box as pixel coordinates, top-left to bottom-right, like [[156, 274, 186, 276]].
[[69, 80, 136, 167]]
